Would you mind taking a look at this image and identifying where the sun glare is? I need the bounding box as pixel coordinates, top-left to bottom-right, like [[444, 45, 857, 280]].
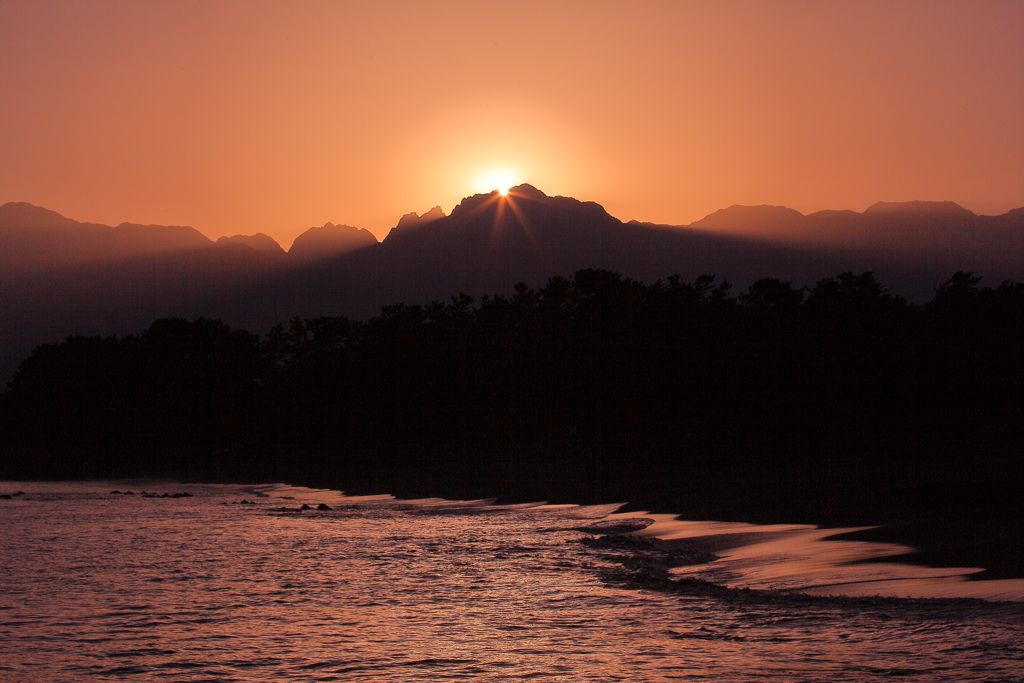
[[474, 168, 520, 197]]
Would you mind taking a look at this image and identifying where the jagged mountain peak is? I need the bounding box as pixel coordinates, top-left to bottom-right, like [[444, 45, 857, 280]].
[[388, 184, 604, 241], [446, 184, 555, 218], [379, 183, 628, 268], [390, 206, 447, 236], [445, 184, 614, 223], [508, 183, 547, 199]]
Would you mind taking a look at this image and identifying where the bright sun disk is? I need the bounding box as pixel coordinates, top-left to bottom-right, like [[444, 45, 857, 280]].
[[474, 168, 520, 197]]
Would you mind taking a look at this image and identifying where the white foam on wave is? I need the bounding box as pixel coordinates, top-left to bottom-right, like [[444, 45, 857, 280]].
[[532, 502, 627, 518], [606, 510, 1024, 601], [250, 483, 394, 505], [248, 484, 624, 518], [246, 485, 1024, 601]]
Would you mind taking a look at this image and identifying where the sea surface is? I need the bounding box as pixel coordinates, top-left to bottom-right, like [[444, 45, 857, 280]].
[[2, 480, 1023, 682]]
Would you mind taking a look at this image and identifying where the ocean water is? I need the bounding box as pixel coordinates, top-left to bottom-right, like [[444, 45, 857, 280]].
[[1, 480, 1023, 682]]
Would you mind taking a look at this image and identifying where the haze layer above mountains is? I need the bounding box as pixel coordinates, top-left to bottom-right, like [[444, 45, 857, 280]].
[[2, 184, 1023, 381]]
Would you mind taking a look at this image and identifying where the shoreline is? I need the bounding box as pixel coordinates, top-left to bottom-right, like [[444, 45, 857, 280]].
[[5, 476, 1024, 601], [5, 430, 1022, 586], [296, 431, 1024, 582]]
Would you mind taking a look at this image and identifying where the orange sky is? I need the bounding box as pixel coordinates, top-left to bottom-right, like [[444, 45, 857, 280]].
[[3, 1, 1023, 248]]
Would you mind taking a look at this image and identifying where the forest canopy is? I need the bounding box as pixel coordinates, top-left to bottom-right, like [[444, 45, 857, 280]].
[[1, 270, 1022, 482]]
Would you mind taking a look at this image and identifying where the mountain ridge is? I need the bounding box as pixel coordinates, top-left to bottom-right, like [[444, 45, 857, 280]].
[[2, 187, 1023, 383], [216, 233, 286, 255], [0, 201, 213, 270], [864, 200, 976, 217], [5, 193, 1023, 269], [289, 222, 379, 263]]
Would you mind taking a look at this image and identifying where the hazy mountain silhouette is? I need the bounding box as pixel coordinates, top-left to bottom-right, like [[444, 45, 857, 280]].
[[863, 200, 977, 217], [0, 202, 80, 230], [2, 187, 1023, 383], [249, 184, 846, 324], [688, 199, 1024, 273], [387, 206, 447, 238], [288, 222, 378, 263], [690, 204, 807, 234], [216, 233, 286, 256], [240, 184, 1024, 330], [0, 202, 213, 271], [374, 184, 648, 293]]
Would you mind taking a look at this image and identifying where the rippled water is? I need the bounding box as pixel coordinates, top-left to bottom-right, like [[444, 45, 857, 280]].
[[2, 481, 1023, 682]]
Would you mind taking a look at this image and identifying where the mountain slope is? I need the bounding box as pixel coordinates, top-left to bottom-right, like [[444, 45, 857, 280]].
[[685, 199, 1024, 270], [288, 222, 378, 263], [216, 233, 287, 255], [0, 202, 213, 270], [2, 189, 1023, 383]]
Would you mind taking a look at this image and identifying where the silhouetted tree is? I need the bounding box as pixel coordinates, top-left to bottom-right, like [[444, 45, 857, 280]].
[[933, 271, 983, 305], [3, 271, 1022, 483], [739, 278, 804, 308]]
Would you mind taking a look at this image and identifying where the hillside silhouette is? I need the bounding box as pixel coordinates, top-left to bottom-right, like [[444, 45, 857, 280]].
[[2, 188, 1023, 382], [0, 202, 212, 271], [216, 233, 287, 256], [688, 200, 1024, 271], [288, 222, 378, 263]]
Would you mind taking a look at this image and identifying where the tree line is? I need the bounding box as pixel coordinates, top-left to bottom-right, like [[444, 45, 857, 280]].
[[1, 270, 1022, 482]]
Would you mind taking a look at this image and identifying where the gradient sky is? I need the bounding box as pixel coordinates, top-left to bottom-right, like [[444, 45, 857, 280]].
[[3, 0, 1023, 247]]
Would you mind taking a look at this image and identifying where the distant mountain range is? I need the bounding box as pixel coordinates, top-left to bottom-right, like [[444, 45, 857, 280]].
[[686, 199, 1024, 259], [2, 186, 1023, 381], [0, 202, 378, 270]]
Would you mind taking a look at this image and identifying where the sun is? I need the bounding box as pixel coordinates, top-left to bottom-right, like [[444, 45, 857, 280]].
[[473, 168, 520, 197]]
